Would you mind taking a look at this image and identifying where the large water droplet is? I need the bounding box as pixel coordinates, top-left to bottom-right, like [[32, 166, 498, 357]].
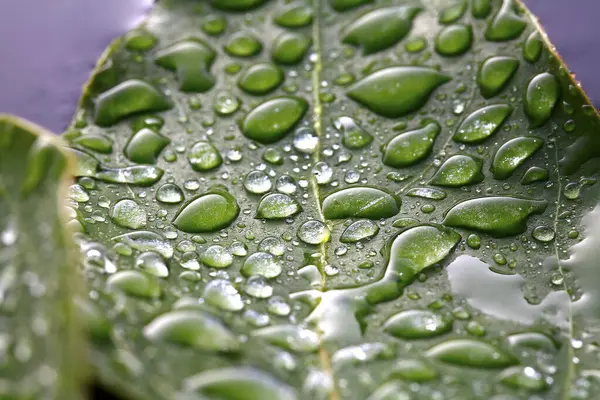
[[242, 97, 308, 144], [274, 5, 313, 28], [430, 155, 484, 187], [453, 104, 512, 143], [443, 197, 547, 237], [256, 193, 302, 219], [342, 6, 422, 55], [434, 24, 472, 56], [135, 251, 169, 277], [106, 270, 161, 298], [200, 245, 233, 268], [144, 310, 239, 351], [183, 367, 297, 400], [244, 171, 272, 194], [94, 80, 172, 126], [499, 366, 547, 391], [334, 116, 373, 149], [427, 339, 517, 368], [389, 359, 438, 382], [110, 199, 147, 229], [384, 310, 452, 339], [271, 32, 311, 65], [238, 63, 284, 95], [96, 165, 164, 186], [524, 72, 559, 127], [173, 190, 239, 233], [491, 136, 543, 179], [154, 40, 216, 93], [383, 122, 440, 168], [523, 31, 542, 63], [340, 219, 379, 243], [124, 128, 170, 164], [73, 134, 113, 154], [322, 186, 401, 220], [112, 231, 173, 258], [297, 220, 330, 245], [224, 32, 263, 57], [253, 325, 319, 353], [477, 56, 519, 98], [203, 279, 244, 311], [156, 183, 184, 204], [242, 252, 282, 278], [347, 67, 450, 118], [485, 0, 527, 41]]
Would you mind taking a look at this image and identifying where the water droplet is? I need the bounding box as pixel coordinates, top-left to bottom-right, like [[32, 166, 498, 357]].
[[430, 155, 484, 187], [340, 220, 379, 243], [213, 92, 241, 116], [523, 31, 543, 63], [173, 189, 239, 233], [275, 175, 297, 194], [124, 128, 170, 164], [330, 0, 370, 12], [243, 275, 273, 298], [258, 237, 285, 256], [438, 0, 467, 24], [271, 32, 311, 65], [203, 279, 243, 311], [244, 171, 272, 194], [224, 32, 263, 57], [253, 325, 319, 353], [242, 252, 282, 278], [466, 233, 481, 249], [292, 128, 319, 154], [242, 97, 308, 144], [73, 134, 113, 154], [477, 56, 519, 98], [322, 186, 401, 220], [135, 251, 169, 277], [524, 72, 559, 127], [443, 197, 548, 237], [434, 24, 472, 56], [472, 0, 492, 18], [154, 40, 216, 92], [238, 63, 284, 95], [124, 28, 157, 51], [384, 310, 453, 339], [491, 136, 544, 179], [383, 122, 440, 168], [144, 310, 239, 351], [274, 5, 313, 28], [96, 165, 164, 186], [298, 265, 321, 287], [347, 67, 450, 118], [312, 162, 333, 185], [298, 220, 330, 245], [389, 359, 438, 382], [106, 270, 160, 298], [507, 332, 556, 353], [334, 116, 373, 149], [520, 166, 548, 185], [68, 184, 89, 202], [94, 80, 171, 126], [485, 0, 527, 41], [202, 15, 227, 36], [532, 225, 555, 242], [112, 231, 173, 258], [256, 193, 302, 219], [499, 366, 547, 391], [183, 367, 297, 400], [453, 104, 512, 143], [406, 187, 447, 200], [200, 245, 233, 268], [156, 183, 184, 204], [263, 148, 284, 165], [110, 199, 146, 229], [427, 338, 517, 368], [342, 6, 422, 55]]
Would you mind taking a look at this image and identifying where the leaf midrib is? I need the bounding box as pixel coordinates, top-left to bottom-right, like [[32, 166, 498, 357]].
[[309, 0, 340, 399]]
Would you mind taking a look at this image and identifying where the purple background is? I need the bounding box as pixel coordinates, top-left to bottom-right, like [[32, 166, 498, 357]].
[[0, 0, 597, 133]]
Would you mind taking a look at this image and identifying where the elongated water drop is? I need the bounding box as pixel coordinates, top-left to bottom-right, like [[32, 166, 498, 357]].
[[524, 72, 559, 128], [155, 40, 216, 92], [242, 97, 308, 144], [427, 339, 517, 368], [173, 190, 239, 233], [384, 310, 452, 339], [491, 136, 543, 179], [322, 187, 401, 220], [383, 122, 440, 168], [256, 193, 302, 219], [124, 128, 170, 164], [443, 197, 547, 237], [477, 56, 519, 98], [347, 67, 450, 118], [453, 104, 512, 143], [430, 155, 484, 187]]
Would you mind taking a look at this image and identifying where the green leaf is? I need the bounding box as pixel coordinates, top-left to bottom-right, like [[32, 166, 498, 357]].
[[6, 0, 600, 398], [0, 115, 84, 399]]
